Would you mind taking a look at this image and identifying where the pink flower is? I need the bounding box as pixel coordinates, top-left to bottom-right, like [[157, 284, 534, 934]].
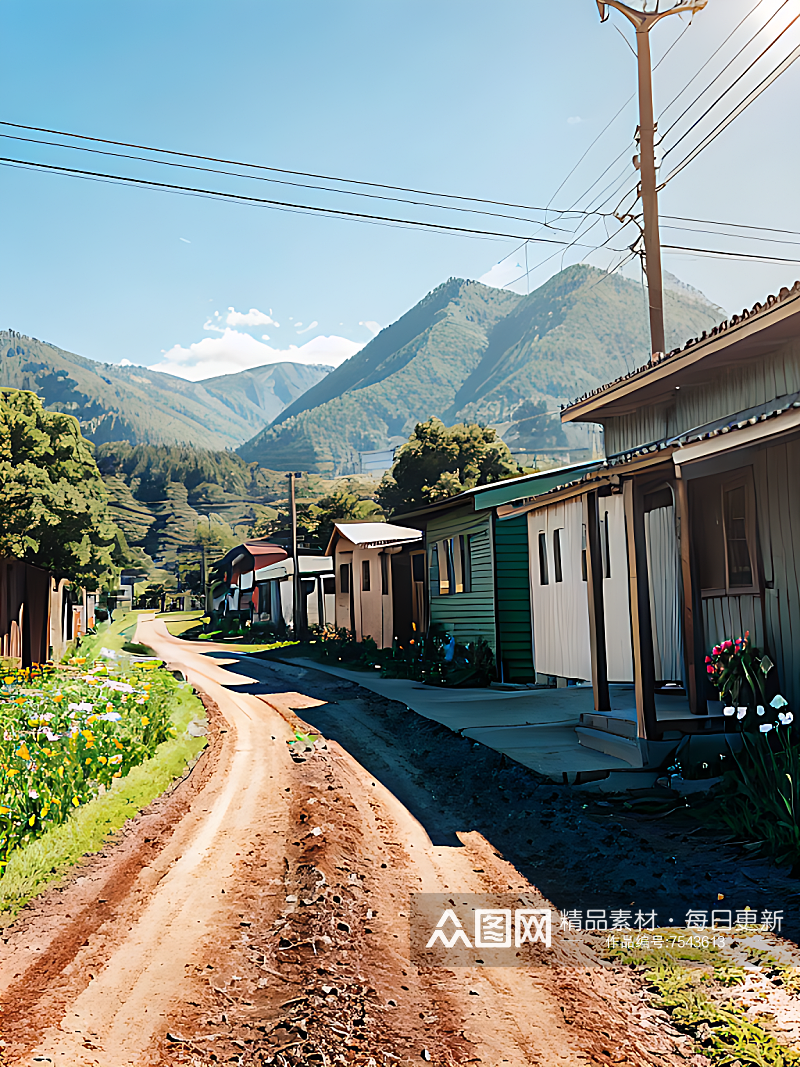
[[705, 656, 712, 664], [707, 665, 714, 674], [713, 646, 720, 655], [723, 640, 733, 650]]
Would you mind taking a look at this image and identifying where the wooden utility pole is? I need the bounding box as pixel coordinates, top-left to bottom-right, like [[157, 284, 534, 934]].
[[597, 0, 706, 359], [287, 472, 303, 637]]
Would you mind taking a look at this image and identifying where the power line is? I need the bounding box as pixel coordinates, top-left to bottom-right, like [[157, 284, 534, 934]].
[[656, 0, 773, 125], [660, 38, 800, 187], [0, 130, 576, 231], [661, 8, 800, 162], [662, 213, 800, 238], [663, 243, 800, 264], [0, 153, 622, 244], [0, 119, 613, 223]]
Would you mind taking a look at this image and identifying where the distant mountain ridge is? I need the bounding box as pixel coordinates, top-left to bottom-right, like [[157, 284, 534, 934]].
[[239, 265, 724, 473], [0, 331, 330, 449]]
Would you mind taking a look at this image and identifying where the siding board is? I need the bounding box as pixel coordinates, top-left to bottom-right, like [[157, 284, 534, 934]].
[[495, 513, 534, 681]]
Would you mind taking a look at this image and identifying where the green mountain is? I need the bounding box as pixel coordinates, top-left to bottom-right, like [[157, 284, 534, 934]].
[[239, 265, 723, 473], [0, 330, 330, 448]]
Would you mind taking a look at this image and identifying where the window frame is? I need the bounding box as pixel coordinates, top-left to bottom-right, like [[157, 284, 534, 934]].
[[361, 558, 371, 592], [720, 472, 759, 596], [537, 531, 549, 586], [339, 562, 350, 595], [552, 528, 563, 584]]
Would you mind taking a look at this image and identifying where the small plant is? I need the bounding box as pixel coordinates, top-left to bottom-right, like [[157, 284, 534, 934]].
[[705, 632, 773, 709]]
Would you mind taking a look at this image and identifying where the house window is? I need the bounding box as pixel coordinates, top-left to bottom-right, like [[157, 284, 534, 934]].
[[362, 559, 371, 591], [690, 467, 758, 596], [339, 563, 350, 594], [380, 552, 389, 595], [552, 529, 563, 583], [538, 532, 549, 585], [412, 552, 425, 583], [601, 511, 611, 579], [323, 576, 335, 596], [724, 483, 753, 588], [461, 535, 472, 594]]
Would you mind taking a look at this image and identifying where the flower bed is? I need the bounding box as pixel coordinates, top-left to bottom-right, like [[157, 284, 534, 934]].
[[0, 656, 181, 871]]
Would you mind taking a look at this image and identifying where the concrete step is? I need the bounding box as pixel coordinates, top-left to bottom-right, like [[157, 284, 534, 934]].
[[579, 712, 638, 739], [575, 726, 644, 767]]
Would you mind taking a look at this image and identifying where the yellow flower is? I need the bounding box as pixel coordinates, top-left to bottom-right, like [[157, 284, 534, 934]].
[[6, 769, 18, 778], [15, 698, 25, 706], [28, 814, 35, 826], [0, 806, 10, 815], [57, 766, 64, 778], [53, 693, 64, 703], [106, 703, 114, 713], [98, 755, 107, 764], [112, 771, 122, 778], [16, 744, 30, 761], [140, 716, 149, 726], [71, 796, 80, 807], [114, 739, 124, 750]]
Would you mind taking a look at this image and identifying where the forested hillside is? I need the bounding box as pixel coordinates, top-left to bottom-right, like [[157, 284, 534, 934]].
[[0, 332, 330, 448], [239, 265, 723, 473]]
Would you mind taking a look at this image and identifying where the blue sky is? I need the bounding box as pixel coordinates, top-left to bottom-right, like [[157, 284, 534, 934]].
[[2, 0, 800, 378]]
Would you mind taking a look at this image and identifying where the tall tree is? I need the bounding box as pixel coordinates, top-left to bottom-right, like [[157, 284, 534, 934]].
[[0, 389, 120, 584], [376, 418, 519, 516]]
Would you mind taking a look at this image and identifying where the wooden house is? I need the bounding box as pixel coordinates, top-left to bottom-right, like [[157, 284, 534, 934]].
[[395, 463, 600, 682], [528, 281, 800, 765], [326, 522, 423, 648], [253, 555, 335, 631]]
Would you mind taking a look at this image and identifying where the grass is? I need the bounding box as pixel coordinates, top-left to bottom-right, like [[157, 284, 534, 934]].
[[0, 676, 206, 921], [607, 935, 800, 1065]]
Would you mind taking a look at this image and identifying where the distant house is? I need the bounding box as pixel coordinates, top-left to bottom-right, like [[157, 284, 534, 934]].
[[394, 463, 601, 682], [536, 280, 800, 765], [326, 522, 423, 648], [253, 555, 335, 632], [214, 541, 288, 619]]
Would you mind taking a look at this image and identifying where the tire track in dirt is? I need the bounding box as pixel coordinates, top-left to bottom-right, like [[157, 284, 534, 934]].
[[0, 624, 698, 1066]]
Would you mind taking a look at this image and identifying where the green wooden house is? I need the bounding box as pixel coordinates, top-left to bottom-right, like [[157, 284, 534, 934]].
[[395, 462, 600, 681]]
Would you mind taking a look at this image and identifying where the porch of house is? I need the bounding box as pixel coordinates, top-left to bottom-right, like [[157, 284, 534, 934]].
[[285, 657, 723, 788]]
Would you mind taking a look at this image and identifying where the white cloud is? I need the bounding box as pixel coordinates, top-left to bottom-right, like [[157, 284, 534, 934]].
[[150, 327, 364, 381], [225, 306, 276, 328], [180, 237, 191, 243], [478, 260, 525, 289], [119, 359, 132, 366], [567, 116, 582, 125], [359, 320, 382, 337], [296, 320, 318, 335]]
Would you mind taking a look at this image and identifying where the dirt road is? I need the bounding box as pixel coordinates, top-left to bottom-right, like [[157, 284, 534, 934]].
[[0, 622, 697, 1066]]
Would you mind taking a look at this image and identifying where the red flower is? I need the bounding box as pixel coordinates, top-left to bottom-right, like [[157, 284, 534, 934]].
[[707, 665, 714, 674], [705, 656, 712, 663]]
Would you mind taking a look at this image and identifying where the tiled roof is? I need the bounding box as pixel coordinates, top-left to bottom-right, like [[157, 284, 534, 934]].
[[563, 280, 800, 413]]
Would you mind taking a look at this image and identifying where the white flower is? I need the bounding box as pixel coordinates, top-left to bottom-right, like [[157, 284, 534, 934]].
[[68, 701, 93, 713], [757, 705, 765, 716], [98, 711, 122, 722], [737, 708, 747, 720], [101, 680, 134, 694], [760, 723, 773, 733], [771, 694, 789, 709], [779, 712, 794, 726], [723, 706, 735, 717], [99, 647, 118, 659]]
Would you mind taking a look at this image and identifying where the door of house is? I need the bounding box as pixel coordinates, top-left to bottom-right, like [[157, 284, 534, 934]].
[[644, 489, 683, 685]]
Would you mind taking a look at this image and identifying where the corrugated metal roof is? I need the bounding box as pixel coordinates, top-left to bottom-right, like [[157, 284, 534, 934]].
[[329, 522, 422, 551]]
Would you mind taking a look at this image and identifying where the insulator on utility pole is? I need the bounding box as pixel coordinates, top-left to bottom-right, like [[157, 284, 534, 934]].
[[597, 0, 706, 360]]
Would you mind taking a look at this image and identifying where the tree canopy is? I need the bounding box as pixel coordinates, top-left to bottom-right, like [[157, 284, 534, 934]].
[[376, 418, 519, 516], [0, 389, 121, 584], [249, 485, 381, 551]]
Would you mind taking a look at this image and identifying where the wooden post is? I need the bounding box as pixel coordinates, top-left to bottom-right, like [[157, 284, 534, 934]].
[[623, 478, 658, 740], [584, 490, 610, 712], [674, 476, 700, 714]]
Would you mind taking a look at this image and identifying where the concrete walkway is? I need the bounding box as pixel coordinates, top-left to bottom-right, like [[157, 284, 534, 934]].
[[283, 657, 656, 787]]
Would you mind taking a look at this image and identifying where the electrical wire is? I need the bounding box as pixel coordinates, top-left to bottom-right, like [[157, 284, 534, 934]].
[[657, 0, 789, 144], [0, 119, 613, 223], [656, 0, 771, 122], [661, 8, 800, 162], [0, 153, 627, 245], [660, 38, 800, 186], [0, 130, 575, 231], [662, 244, 800, 264]]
